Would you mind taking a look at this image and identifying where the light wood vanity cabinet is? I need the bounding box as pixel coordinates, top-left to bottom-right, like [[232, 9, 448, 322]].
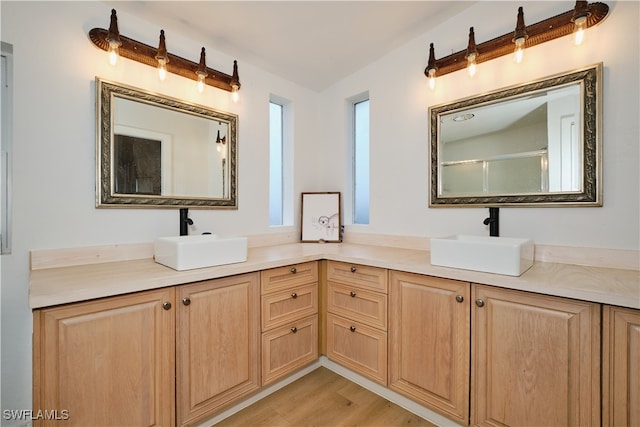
[[471, 284, 601, 427], [33, 288, 176, 427], [176, 273, 260, 426], [325, 261, 388, 385], [260, 262, 319, 385], [33, 273, 260, 427], [603, 305, 640, 427], [389, 271, 470, 425]]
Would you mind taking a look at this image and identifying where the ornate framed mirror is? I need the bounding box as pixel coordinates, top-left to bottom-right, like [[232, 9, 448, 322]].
[[429, 63, 602, 207], [96, 78, 238, 208]]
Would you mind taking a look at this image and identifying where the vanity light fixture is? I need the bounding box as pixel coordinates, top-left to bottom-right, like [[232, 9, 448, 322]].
[[424, 1, 608, 81], [155, 30, 168, 81], [106, 9, 121, 66], [425, 43, 437, 90], [465, 27, 478, 77], [89, 9, 241, 97], [513, 7, 528, 64], [572, 1, 591, 45], [196, 47, 208, 93]]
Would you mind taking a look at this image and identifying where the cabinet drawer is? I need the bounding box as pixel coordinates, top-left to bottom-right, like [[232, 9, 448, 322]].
[[327, 283, 387, 330], [326, 313, 387, 385], [262, 283, 318, 331], [326, 261, 387, 293], [262, 315, 318, 386], [261, 261, 318, 294]]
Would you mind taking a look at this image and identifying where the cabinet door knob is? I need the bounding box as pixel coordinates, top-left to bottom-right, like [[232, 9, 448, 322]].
[[455, 295, 464, 303], [291, 326, 298, 333], [291, 292, 298, 299], [290, 267, 297, 274], [475, 299, 485, 308], [162, 301, 172, 310], [182, 297, 191, 306], [349, 325, 356, 332], [350, 266, 357, 273], [350, 291, 357, 298]]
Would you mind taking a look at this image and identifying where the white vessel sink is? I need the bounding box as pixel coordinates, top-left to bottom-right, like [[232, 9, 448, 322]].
[[430, 235, 534, 276], [154, 235, 248, 271]]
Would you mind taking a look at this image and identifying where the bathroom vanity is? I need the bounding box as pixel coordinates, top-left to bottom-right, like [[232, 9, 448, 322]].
[[30, 241, 639, 427]]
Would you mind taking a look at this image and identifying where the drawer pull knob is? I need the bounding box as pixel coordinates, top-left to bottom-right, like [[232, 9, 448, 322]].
[[182, 297, 191, 306], [455, 295, 464, 303], [349, 325, 356, 332], [291, 326, 298, 333], [350, 266, 357, 273], [162, 301, 172, 310], [291, 292, 298, 299], [290, 267, 297, 274], [350, 291, 357, 298], [475, 299, 485, 308]]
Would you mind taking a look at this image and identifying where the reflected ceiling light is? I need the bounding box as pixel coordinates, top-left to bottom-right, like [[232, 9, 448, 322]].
[[424, 2, 609, 81], [155, 30, 168, 81], [453, 113, 475, 122], [216, 129, 226, 152], [513, 7, 528, 64], [89, 9, 242, 98], [465, 27, 478, 77]]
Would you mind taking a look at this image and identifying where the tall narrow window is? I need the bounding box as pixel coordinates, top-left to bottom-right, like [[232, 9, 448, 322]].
[[1, 42, 13, 254], [269, 101, 283, 226], [353, 99, 370, 224]]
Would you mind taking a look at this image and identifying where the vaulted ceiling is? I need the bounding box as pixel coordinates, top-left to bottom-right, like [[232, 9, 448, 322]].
[[106, 1, 474, 91]]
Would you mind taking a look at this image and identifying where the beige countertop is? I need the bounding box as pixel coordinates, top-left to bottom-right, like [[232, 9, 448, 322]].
[[29, 242, 640, 310]]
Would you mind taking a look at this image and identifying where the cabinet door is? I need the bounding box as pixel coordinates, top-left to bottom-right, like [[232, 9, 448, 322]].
[[262, 314, 318, 385], [388, 272, 470, 424], [326, 313, 387, 385], [33, 288, 175, 427], [177, 273, 260, 426], [471, 284, 600, 427], [603, 305, 640, 427]]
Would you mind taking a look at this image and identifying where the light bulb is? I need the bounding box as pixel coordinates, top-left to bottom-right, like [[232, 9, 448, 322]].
[[108, 40, 119, 66], [216, 144, 222, 153], [573, 16, 587, 45], [514, 37, 525, 63], [467, 52, 477, 77], [231, 84, 240, 103], [197, 72, 206, 93], [427, 68, 436, 90], [157, 59, 167, 81]]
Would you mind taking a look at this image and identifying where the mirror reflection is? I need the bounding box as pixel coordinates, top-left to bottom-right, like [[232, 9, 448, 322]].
[[96, 78, 237, 208], [430, 63, 601, 207]]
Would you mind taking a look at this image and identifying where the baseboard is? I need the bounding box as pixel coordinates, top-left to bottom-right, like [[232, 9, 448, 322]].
[[198, 356, 462, 427], [195, 360, 322, 427], [320, 357, 463, 427]]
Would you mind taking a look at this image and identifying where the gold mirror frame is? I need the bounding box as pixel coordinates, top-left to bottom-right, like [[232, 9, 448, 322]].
[[96, 78, 238, 208], [429, 63, 602, 207]]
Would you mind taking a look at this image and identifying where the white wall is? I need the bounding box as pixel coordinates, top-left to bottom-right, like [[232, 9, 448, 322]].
[[0, 1, 321, 420], [1, 0, 638, 421], [323, 1, 639, 249]]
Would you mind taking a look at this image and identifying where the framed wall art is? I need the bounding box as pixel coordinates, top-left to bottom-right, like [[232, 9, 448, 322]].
[[300, 192, 341, 243]]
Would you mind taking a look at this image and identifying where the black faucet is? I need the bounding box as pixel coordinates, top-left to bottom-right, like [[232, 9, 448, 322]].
[[483, 207, 499, 237], [179, 208, 193, 236]]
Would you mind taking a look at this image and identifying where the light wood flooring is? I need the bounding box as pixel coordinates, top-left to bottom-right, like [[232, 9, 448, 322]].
[[214, 367, 437, 427]]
